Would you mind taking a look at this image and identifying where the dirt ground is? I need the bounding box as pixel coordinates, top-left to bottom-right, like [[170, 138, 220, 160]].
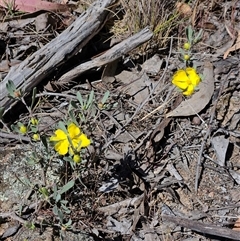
[[0, 0, 240, 240]]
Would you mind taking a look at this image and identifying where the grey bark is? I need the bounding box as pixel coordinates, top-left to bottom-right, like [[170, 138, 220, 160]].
[[0, 0, 118, 112]]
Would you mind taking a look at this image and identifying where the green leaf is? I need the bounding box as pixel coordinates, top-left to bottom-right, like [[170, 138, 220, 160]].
[[63, 156, 76, 169], [76, 91, 84, 107], [78, 113, 86, 122], [53, 205, 64, 223], [0, 107, 5, 119], [53, 184, 58, 200], [58, 180, 75, 195], [86, 90, 94, 109], [6, 80, 16, 97], [39, 187, 49, 198], [60, 200, 68, 205], [57, 208, 64, 222], [58, 121, 67, 134], [70, 100, 78, 109], [187, 25, 193, 43], [64, 219, 72, 227], [30, 87, 37, 109], [31, 126, 38, 133], [11, 123, 18, 132], [68, 109, 77, 125], [53, 205, 58, 215], [55, 193, 61, 202], [61, 204, 71, 214], [63, 156, 74, 163], [40, 135, 48, 152], [101, 90, 110, 105], [194, 29, 203, 43]]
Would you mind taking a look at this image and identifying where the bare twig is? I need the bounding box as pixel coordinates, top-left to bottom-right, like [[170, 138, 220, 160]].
[[0, 131, 30, 142], [0, 212, 27, 224]]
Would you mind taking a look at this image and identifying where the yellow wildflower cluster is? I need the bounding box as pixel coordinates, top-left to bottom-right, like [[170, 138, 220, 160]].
[[172, 67, 201, 96], [50, 123, 90, 163]]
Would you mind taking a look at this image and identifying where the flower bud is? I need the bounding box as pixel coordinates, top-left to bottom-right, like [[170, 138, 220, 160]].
[[73, 154, 81, 163], [33, 133, 40, 141], [31, 118, 39, 126], [184, 54, 190, 61], [183, 42, 191, 50], [19, 125, 27, 134]]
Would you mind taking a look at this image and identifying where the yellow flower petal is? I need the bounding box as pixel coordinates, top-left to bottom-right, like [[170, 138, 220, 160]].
[[50, 129, 69, 155], [50, 129, 67, 142], [68, 123, 80, 139], [186, 68, 200, 87], [79, 134, 91, 148], [183, 84, 194, 96], [172, 67, 201, 96], [72, 134, 90, 152], [172, 69, 189, 90], [55, 139, 69, 155], [51, 122, 90, 156]]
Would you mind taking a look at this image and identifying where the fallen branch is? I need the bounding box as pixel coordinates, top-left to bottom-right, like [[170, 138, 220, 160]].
[[58, 27, 153, 83], [162, 215, 240, 240], [0, 0, 118, 113]]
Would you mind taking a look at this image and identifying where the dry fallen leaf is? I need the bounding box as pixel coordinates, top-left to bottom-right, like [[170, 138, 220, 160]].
[[211, 135, 229, 167], [223, 30, 240, 59], [166, 62, 214, 117], [116, 70, 149, 104], [176, 2, 192, 17], [0, 0, 69, 13]]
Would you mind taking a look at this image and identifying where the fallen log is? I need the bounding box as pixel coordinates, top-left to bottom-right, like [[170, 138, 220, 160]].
[[58, 27, 153, 84], [0, 0, 118, 113]]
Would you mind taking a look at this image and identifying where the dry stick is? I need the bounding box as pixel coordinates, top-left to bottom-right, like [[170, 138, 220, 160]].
[[140, 91, 177, 121], [0, 131, 31, 142], [162, 215, 240, 240], [194, 72, 228, 192], [0, 0, 118, 112], [0, 212, 27, 224]]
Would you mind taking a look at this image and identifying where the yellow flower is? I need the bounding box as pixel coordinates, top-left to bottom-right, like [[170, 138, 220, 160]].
[[73, 154, 81, 163], [33, 133, 40, 141], [172, 67, 200, 96], [19, 125, 27, 134], [183, 42, 191, 50], [31, 118, 39, 126], [50, 123, 90, 155], [184, 54, 190, 61]]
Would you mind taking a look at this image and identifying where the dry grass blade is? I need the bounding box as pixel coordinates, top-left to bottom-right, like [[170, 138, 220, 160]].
[[112, 0, 179, 51]]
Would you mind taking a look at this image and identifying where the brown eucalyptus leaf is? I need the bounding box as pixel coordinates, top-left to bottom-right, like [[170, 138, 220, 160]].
[[166, 62, 214, 118]]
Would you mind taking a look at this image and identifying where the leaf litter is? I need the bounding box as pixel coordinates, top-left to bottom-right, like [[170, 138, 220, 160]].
[[0, 0, 240, 241]]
